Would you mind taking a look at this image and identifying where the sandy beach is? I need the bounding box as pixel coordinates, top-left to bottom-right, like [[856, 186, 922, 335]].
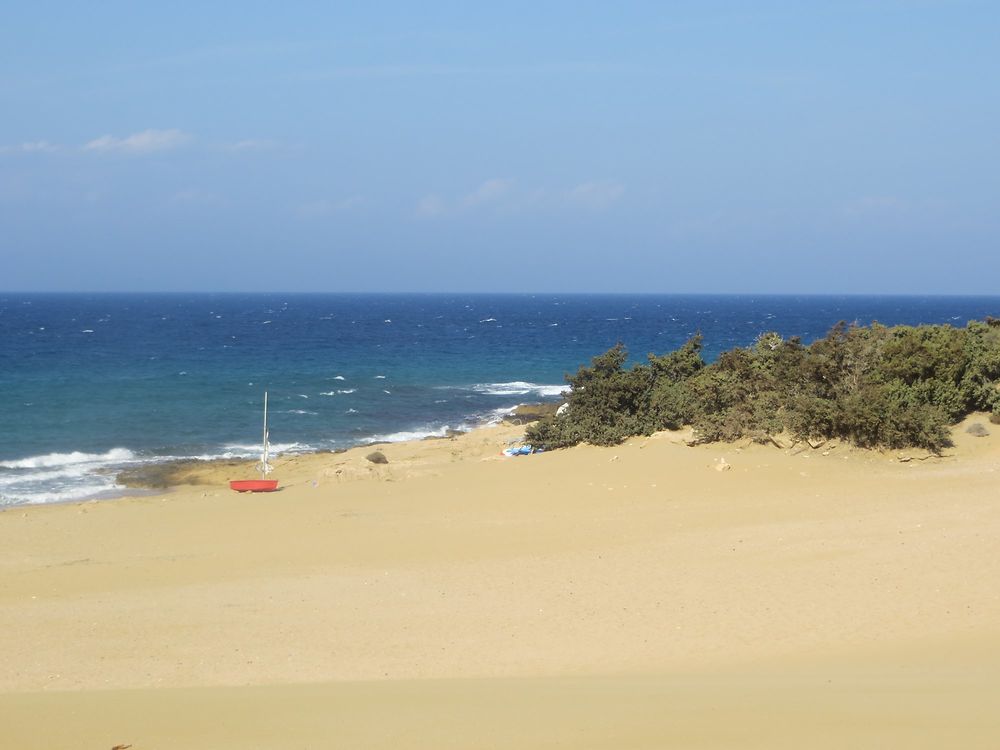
[[3, 417, 1000, 748]]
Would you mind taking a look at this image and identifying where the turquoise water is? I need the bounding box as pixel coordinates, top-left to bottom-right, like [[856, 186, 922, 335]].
[[3, 293, 999, 505]]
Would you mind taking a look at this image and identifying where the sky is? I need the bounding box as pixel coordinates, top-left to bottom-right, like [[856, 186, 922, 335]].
[[1, 1, 998, 293]]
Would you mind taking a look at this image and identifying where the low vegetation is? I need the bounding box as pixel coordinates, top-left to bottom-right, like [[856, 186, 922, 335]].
[[527, 319, 1000, 453]]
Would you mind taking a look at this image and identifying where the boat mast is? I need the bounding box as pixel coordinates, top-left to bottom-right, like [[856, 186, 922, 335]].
[[261, 391, 270, 480]]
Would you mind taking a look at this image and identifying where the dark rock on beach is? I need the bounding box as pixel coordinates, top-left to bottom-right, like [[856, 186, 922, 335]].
[[117, 459, 248, 489], [966, 423, 990, 437], [503, 402, 564, 425], [366, 451, 389, 464], [422, 428, 466, 441]]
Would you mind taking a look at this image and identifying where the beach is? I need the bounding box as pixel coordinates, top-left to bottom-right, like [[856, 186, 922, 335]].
[[7, 0, 999, 743], [2, 418, 1000, 748]]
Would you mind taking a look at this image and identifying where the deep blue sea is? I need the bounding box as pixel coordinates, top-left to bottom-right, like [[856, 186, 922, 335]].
[[3, 293, 999, 506]]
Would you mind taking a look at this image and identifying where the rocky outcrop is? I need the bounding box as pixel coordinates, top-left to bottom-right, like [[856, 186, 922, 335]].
[[117, 459, 243, 488], [503, 402, 564, 425]]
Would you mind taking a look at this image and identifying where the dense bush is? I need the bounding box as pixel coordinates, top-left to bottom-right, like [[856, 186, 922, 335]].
[[526, 320, 1000, 453]]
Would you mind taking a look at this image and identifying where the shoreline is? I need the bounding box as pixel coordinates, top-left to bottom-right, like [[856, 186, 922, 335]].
[[0, 402, 563, 509], [114, 403, 561, 492], [2, 414, 999, 747]]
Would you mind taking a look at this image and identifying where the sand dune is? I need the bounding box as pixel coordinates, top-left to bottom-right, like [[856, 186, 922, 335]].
[[2, 417, 1000, 748]]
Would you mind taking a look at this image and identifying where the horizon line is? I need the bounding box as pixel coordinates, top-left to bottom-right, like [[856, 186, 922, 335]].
[[3, 290, 1000, 298]]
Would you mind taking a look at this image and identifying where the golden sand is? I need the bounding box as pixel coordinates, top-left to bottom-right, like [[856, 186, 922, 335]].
[[2, 417, 1000, 748]]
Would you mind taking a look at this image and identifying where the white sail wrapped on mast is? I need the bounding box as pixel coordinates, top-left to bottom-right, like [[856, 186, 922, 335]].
[[256, 391, 274, 478]]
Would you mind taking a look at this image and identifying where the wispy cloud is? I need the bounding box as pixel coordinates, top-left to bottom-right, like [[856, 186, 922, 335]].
[[461, 178, 515, 208], [83, 129, 192, 154], [0, 140, 59, 154], [417, 178, 518, 218], [3, 131, 197, 156], [17, 131, 284, 155], [415, 193, 451, 218]]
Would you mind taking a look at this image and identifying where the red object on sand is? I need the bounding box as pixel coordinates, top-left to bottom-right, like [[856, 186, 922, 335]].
[[229, 479, 279, 493]]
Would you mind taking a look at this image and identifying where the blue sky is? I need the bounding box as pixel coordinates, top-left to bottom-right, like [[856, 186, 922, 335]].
[[1, 1, 997, 293]]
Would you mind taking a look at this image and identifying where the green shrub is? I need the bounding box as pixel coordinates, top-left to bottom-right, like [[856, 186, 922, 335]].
[[526, 320, 1000, 453], [526, 343, 652, 448]]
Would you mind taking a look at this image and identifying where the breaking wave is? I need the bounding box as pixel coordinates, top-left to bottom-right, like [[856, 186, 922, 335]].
[[0, 448, 137, 470], [470, 382, 567, 397]]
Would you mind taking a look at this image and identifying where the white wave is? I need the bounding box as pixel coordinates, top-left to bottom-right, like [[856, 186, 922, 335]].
[[364, 426, 452, 443], [338, 388, 356, 394], [487, 405, 519, 422], [1, 478, 121, 507], [285, 410, 318, 415], [471, 382, 567, 397], [480, 317, 497, 323], [0, 448, 143, 507], [81, 329, 94, 333], [345, 408, 358, 414], [0, 448, 136, 470], [374, 375, 386, 379], [333, 375, 346, 381], [319, 391, 336, 396], [219, 441, 308, 458], [0, 463, 95, 488], [383, 389, 392, 394]]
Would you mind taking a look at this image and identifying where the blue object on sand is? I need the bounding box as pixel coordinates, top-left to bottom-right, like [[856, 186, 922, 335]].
[[503, 445, 544, 457]]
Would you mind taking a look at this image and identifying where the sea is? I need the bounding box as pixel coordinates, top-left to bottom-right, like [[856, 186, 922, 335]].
[[3, 293, 999, 507]]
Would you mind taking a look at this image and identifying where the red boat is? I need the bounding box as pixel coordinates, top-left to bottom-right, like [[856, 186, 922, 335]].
[[230, 391, 279, 493], [229, 479, 279, 493]]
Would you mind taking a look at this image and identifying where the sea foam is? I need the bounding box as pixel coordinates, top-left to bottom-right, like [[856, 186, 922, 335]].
[[0, 448, 140, 507], [363, 425, 459, 443], [471, 382, 567, 398], [218, 442, 309, 458], [0, 448, 136, 470]]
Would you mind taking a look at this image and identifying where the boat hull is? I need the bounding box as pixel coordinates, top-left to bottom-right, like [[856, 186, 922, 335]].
[[229, 479, 279, 493]]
